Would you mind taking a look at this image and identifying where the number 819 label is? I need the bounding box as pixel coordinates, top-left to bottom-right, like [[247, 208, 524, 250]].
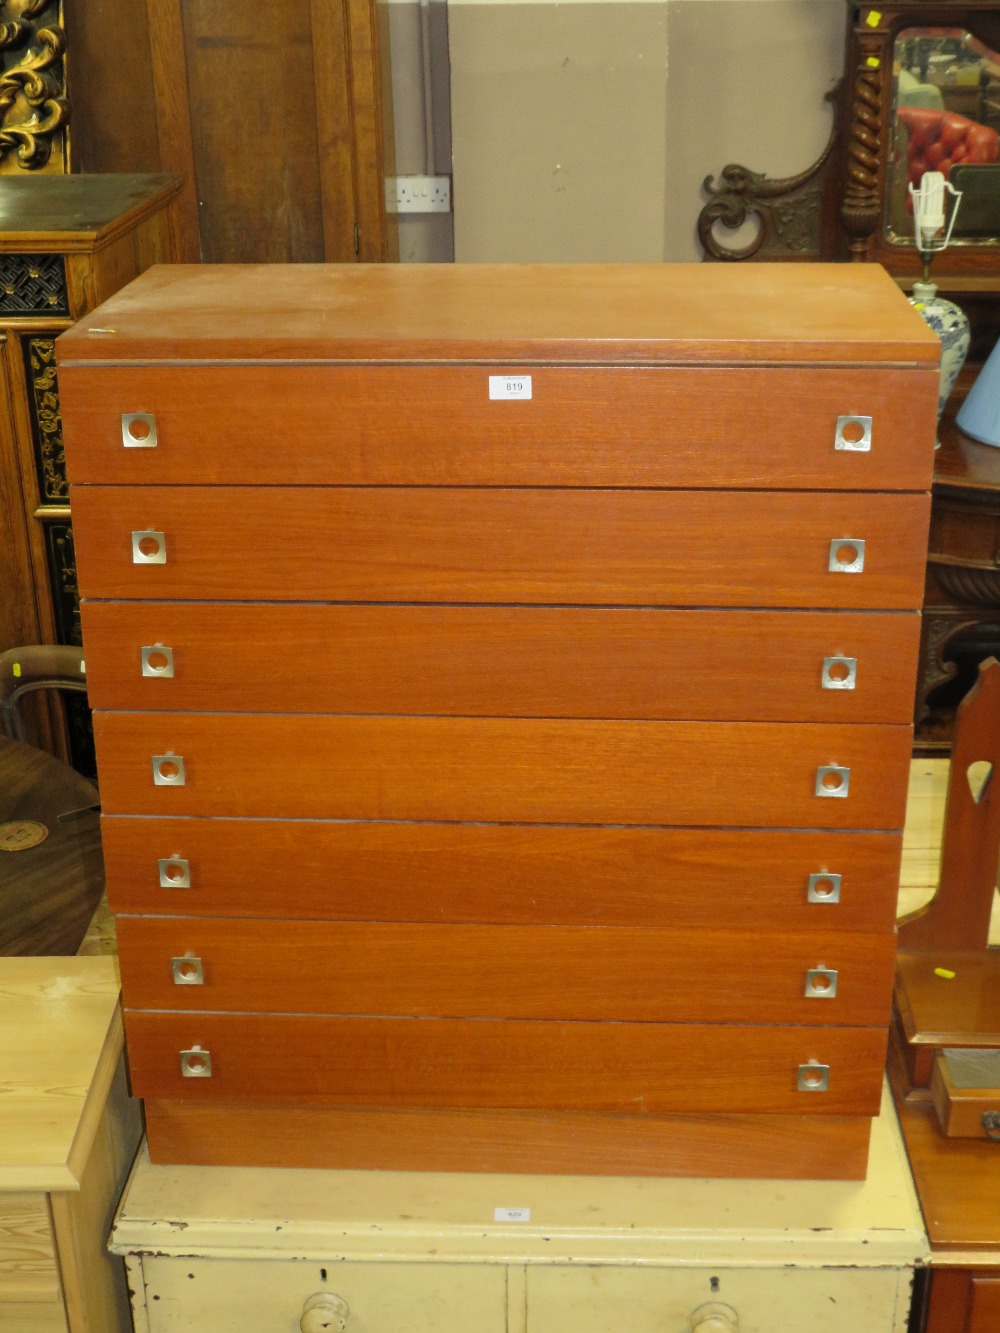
[[489, 375, 532, 400]]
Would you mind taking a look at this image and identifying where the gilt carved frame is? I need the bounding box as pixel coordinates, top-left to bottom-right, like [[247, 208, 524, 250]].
[[0, 0, 69, 173]]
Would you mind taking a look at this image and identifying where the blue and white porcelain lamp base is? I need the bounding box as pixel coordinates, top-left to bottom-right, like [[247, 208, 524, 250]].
[[908, 278, 970, 446]]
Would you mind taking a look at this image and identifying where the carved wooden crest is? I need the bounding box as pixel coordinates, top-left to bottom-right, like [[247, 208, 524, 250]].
[[0, 0, 69, 172]]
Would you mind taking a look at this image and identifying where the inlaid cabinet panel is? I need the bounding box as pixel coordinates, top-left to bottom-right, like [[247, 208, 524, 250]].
[[70, 486, 931, 609], [123, 1011, 889, 1114], [59, 363, 938, 490], [101, 817, 904, 930], [115, 917, 897, 1025], [93, 712, 914, 827], [81, 602, 922, 722]]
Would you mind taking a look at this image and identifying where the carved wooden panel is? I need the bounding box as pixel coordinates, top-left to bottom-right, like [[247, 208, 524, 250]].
[[0, 0, 69, 173]]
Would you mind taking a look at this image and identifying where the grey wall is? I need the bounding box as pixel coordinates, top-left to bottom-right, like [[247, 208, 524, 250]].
[[388, 0, 845, 261]]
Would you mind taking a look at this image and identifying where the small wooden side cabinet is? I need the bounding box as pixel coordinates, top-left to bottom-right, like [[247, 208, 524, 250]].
[[0, 956, 143, 1333], [111, 1082, 927, 1333], [0, 173, 181, 768]]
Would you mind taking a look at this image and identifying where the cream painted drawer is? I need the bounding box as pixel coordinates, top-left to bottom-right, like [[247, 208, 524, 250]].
[[526, 1264, 912, 1333], [136, 1256, 506, 1333]]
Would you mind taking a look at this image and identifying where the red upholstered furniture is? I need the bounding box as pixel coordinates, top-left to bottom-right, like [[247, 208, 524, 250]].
[[897, 106, 1000, 189]]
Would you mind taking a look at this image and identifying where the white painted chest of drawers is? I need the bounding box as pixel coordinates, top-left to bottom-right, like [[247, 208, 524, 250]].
[[112, 1084, 927, 1333]]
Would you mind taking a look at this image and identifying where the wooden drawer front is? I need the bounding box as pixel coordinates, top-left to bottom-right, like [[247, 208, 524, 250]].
[[81, 602, 922, 722], [60, 362, 937, 490], [102, 818, 904, 930], [0, 1302, 66, 1333], [93, 713, 913, 827], [70, 486, 931, 609], [117, 918, 896, 1026], [0, 1195, 58, 1302], [137, 1255, 505, 1333], [124, 1011, 888, 1113], [526, 1265, 907, 1333]]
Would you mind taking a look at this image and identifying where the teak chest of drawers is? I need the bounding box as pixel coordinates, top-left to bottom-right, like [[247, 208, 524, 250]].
[[57, 262, 939, 1179]]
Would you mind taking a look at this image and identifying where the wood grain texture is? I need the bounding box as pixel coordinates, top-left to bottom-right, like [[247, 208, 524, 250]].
[[310, 0, 358, 263], [0, 1194, 58, 1296], [70, 486, 932, 609], [0, 736, 104, 956], [80, 602, 922, 722], [93, 712, 914, 826], [124, 1011, 888, 1113], [930, 1053, 1000, 1139], [896, 1097, 1000, 1251], [55, 262, 940, 365], [115, 917, 897, 1025], [181, 0, 326, 263], [895, 952, 1000, 1051], [58, 363, 938, 490], [145, 0, 201, 261], [142, 1100, 873, 1179], [899, 660, 1000, 950], [100, 816, 904, 930]]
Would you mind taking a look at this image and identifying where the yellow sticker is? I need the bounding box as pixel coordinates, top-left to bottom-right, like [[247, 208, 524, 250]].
[[866, 56, 881, 69], [12, 662, 20, 677], [866, 9, 882, 26], [912, 302, 925, 312], [934, 967, 956, 980]]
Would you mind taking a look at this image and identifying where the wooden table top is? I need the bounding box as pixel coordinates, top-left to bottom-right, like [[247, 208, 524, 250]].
[[57, 262, 939, 366], [933, 414, 1000, 497], [0, 956, 122, 1192], [0, 173, 181, 250], [0, 734, 104, 955]]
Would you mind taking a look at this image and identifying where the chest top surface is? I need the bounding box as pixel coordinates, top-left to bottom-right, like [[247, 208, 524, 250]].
[[0, 956, 122, 1192], [55, 262, 939, 367]]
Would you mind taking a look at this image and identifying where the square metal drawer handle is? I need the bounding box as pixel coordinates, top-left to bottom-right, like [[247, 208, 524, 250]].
[[807, 872, 841, 904], [152, 753, 185, 786], [172, 954, 204, 986], [821, 656, 857, 690], [141, 644, 174, 678], [158, 856, 191, 888], [132, 529, 167, 564], [797, 1060, 830, 1092], [828, 538, 865, 573], [815, 764, 850, 798], [804, 967, 838, 999], [180, 1046, 212, 1078], [121, 412, 158, 448], [834, 414, 872, 452]]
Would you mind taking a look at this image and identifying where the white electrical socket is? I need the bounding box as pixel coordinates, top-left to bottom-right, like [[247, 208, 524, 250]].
[[388, 175, 452, 214]]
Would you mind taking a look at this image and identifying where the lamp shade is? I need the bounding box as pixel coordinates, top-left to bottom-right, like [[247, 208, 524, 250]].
[[957, 336, 1000, 447]]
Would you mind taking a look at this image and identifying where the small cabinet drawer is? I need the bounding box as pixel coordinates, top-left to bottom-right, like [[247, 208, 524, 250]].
[[0, 1194, 58, 1302], [116, 916, 897, 1026], [526, 1264, 909, 1333], [59, 362, 938, 491], [93, 712, 914, 827], [70, 485, 931, 609], [123, 1011, 888, 1114], [81, 602, 922, 723], [101, 817, 904, 931], [137, 1255, 506, 1333]]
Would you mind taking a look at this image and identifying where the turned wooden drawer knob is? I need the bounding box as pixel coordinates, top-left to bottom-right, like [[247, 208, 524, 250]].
[[689, 1302, 739, 1332], [300, 1293, 349, 1333]]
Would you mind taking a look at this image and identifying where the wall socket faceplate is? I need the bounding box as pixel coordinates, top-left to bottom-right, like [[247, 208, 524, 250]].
[[388, 175, 452, 214]]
